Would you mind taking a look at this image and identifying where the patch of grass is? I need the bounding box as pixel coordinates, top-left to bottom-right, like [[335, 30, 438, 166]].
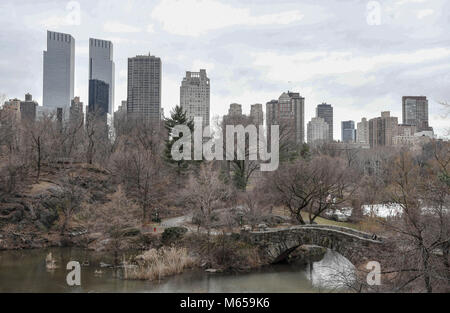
[[272, 206, 380, 232], [124, 246, 196, 281], [299, 212, 355, 229]]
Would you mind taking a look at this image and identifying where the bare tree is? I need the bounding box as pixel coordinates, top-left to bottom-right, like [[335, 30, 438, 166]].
[[220, 114, 260, 191], [23, 114, 54, 182], [183, 162, 232, 259], [268, 155, 357, 224], [380, 149, 450, 292], [112, 129, 168, 224], [84, 110, 111, 165], [58, 175, 84, 235]]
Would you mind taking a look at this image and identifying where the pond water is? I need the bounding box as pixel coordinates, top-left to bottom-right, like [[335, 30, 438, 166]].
[[0, 248, 354, 293]]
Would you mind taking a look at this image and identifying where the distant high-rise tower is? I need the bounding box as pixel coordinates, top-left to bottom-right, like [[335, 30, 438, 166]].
[[228, 103, 243, 117], [88, 79, 109, 121], [180, 69, 210, 126], [89, 38, 114, 114], [316, 103, 333, 141], [356, 118, 369, 145], [20, 93, 38, 121], [369, 111, 398, 148], [341, 120, 356, 143], [402, 96, 431, 132], [307, 117, 329, 144], [127, 54, 162, 126], [43, 31, 75, 112], [70, 97, 84, 126], [266, 92, 305, 145], [250, 103, 263, 126]]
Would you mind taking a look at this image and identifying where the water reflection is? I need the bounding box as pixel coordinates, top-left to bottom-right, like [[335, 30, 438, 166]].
[[305, 250, 355, 290], [0, 248, 354, 293]]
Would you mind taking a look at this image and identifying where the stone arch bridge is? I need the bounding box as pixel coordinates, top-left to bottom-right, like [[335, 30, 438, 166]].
[[241, 224, 385, 266]]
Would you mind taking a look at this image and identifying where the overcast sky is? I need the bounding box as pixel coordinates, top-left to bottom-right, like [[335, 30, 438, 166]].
[[0, 0, 449, 138]]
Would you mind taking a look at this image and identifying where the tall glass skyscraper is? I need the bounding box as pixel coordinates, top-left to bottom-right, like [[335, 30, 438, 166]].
[[88, 79, 109, 119], [89, 38, 114, 115], [341, 120, 356, 143], [43, 31, 75, 112]]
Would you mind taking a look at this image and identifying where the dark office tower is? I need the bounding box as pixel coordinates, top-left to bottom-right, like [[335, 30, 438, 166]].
[[43, 31, 75, 112], [88, 79, 109, 121], [402, 96, 431, 132], [266, 99, 278, 126], [289, 92, 305, 145], [316, 103, 333, 141], [127, 54, 162, 127], [89, 38, 114, 114], [341, 120, 356, 143], [20, 93, 38, 121]]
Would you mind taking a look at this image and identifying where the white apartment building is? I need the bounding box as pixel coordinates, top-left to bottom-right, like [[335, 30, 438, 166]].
[[307, 117, 329, 144], [180, 69, 210, 126]]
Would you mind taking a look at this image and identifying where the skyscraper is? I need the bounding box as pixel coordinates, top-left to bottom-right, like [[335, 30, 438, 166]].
[[228, 103, 243, 117], [180, 69, 210, 126], [290, 92, 305, 145], [356, 118, 369, 145], [89, 38, 114, 114], [266, 99, 279, 126], [266, 92, 305, 145], [369, 111, 398, 148], [341, 120, 356, 143], [43, 31, 75, 112], [127, 54, 162, 126], [307, 117, 329, 144], [250, 103, 263, 126], [316, 103, 333, 141], [402, 96, 431, 132], [88, 79, 109, 121]]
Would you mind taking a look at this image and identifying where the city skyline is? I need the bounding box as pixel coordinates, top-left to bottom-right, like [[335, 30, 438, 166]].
[[2, 28, 441, 142], [1, 0, 449, 138]]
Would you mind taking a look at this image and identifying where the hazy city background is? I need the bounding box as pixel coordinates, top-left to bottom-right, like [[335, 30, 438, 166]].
[[1, 0, 449, 139]]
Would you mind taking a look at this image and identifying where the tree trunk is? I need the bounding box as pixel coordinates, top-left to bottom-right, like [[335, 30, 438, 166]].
[[422, 249, 432, 293], [296, 211, 306, 225], [36, 137, 41, 182], [442, 242, 450, 281]]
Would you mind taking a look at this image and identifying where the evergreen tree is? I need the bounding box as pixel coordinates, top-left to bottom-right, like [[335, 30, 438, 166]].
[[164, 105, 195, 178]]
